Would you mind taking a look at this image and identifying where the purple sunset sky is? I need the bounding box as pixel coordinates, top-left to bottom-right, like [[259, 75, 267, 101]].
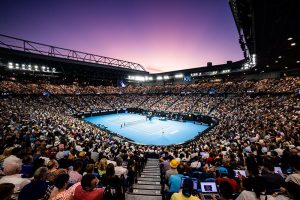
[[0, 0, 243, 73]]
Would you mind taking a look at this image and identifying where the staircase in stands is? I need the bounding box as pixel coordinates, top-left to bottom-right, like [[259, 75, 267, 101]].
[[126, 158, 162, 200]]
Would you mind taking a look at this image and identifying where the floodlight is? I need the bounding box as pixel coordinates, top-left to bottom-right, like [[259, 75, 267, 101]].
[[291, 43, 296, 46], [175, 74, 183, 78], [135, 76, 145, 81]]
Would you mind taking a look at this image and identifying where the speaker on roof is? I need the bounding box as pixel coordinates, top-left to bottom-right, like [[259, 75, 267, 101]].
[[207, 62, 212, 67]]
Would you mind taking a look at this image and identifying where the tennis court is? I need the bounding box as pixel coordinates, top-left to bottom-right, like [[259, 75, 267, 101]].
[[85, 113, 209, 145]]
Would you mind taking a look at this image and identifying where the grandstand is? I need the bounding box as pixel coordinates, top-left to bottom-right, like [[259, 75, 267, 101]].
[[0, 1, 300, 200]]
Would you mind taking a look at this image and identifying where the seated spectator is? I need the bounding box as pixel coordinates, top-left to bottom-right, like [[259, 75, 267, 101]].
[[0, 183, 15, 200], [0, 162, 30, 195], [73, 174, 104, 200], [83, 164, 95, 176], [75, 151, 88, 174], [46, 159, 67, 184], [218, 181, 234, 200], [236, 176, 275, 200], [19, 167, 51, 200], [171, 178, 200, 200], [101, 162, 124, 199], [285, 155, 300, 186], [261, 157, 284, 194], [101, 163, 122, 188], [58, 153, 72, 170], [69, 160, 83, 184], [2, 147, 22, 169], [169, 164, 186, 193], [161, 155, 173, 172], [21, 154, 34, 178], [97, 158, 107, 176], [276, 181, 300, 200], [166, 159, 179, 183], [114, 157, 128, 178], [0, 147, 13, 164], [56, 145, 65, 160], [215, 167, 240, 193], [49, 173, 72, 200], [190, 156, 201, 169]]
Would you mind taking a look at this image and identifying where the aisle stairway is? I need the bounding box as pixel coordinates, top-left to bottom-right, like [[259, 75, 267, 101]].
[[126, 158, 162, 200]]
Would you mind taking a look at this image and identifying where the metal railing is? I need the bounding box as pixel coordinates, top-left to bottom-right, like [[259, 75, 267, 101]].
[[0, 34, 146, 71]]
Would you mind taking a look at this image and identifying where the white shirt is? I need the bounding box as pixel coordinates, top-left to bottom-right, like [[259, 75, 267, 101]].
[[2, 155, 22, 169], [0, 174, 31, 192], [114, 166, 128, 178], [190, 161, 201, 169], [236, 190, 275, 200], [56, 151, 65, 160], [285, 172, 300, 186], [107, 160, 116, 167], [91, 151, 99, 162]]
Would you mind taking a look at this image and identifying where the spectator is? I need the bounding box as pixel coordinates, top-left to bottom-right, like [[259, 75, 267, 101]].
[[69, 160, 83, 184], [19, 167, 51, 200], [114, 157, 128, 178], [169, 164, 186, 193], [46, 159, 67, 183], [0, 162, 30, 195], [2, 147, 22, 169], [236, 177, 275, 200], [166, 159, 179, 183], [218, 181, 234, 200], [215, 167, 240, 193], [49, 173, 72, 200], [171, 178, 200, 200], [261, 157, 284, 194], [97, 158, 107, 176], [73, 174, 104, 200], [0, 183, 15, 200], [285, 155, 300, 186]]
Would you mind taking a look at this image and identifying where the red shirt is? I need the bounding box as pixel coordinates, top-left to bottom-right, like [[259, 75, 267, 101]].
[[216, 177, 240, 192], [74, 185, 104, 200]]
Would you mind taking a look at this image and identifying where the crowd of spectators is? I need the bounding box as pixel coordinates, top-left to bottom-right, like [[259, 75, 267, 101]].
[[0, 75, 299, 199], [1, 76, 299, 94]]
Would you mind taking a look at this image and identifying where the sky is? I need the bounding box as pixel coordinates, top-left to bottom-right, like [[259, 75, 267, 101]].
[[0, 0, 243, 73]]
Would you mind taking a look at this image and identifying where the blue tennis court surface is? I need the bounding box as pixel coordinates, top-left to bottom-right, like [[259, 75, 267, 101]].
[[85, 113, 209, 145]]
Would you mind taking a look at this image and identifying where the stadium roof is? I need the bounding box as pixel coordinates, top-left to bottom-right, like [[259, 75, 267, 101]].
[[0, 34, 146, 72], [230, 0, 300, 71]]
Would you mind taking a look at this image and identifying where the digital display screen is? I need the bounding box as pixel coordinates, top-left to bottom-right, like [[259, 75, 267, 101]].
[[234, 170, 247, 177], [200, 182, 218, 193], [180, 177, 198, 190]]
